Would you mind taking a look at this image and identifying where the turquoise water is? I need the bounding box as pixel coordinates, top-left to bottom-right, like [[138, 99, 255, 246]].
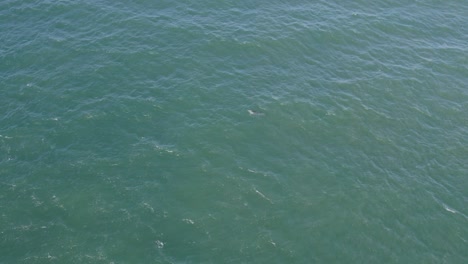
[[1, 0, 467, 263]]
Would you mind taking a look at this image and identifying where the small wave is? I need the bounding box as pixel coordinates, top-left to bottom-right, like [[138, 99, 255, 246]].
[[442, 204, 468, 219], [254, 188, 273, 204], [443, 205, 457, 214]]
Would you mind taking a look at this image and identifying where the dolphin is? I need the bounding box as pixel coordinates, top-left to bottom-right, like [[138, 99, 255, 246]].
[[248, 109, 264, 116]]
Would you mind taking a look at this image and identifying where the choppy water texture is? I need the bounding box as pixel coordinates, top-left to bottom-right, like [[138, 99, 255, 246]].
[[1, 0, 467, 263]]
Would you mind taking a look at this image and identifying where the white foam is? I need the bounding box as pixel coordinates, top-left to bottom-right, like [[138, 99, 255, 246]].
[[142, 202, 154, 213], [155, 240, 164, 249], [182, 218, 195, 224]]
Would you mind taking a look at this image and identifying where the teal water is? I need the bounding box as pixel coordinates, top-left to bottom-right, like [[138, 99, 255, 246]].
[[1, 0, 467, 263]]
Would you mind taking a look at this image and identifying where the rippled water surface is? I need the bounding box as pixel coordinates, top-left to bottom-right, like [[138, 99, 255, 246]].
[[1, 0, 467, 263]]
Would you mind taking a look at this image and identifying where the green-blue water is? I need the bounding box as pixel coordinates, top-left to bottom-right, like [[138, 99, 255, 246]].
[[1, 1, 467, 263]]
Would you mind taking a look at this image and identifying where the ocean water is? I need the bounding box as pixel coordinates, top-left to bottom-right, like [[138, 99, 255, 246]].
[[1, 0, 467, 263]]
